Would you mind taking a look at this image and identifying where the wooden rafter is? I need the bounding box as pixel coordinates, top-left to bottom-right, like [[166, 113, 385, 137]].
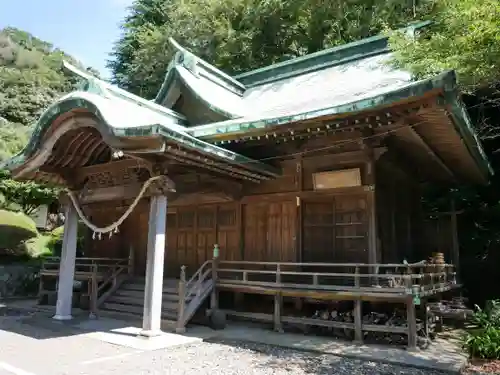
[[68, 136, 101, 168], [404, 125, 455, 180]]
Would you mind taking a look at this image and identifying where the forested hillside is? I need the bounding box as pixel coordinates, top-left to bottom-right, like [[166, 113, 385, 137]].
[[0, 27, 97, 161]]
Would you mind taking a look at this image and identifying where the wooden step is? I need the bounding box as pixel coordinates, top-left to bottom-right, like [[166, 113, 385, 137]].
[[114, 289, 193, 303], [106, 295, 179, 311], [120, 283, 179, 294], [101, 302, 177, 320]]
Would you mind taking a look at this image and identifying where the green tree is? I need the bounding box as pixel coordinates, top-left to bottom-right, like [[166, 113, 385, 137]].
[[0, 170, 59, 215], [0, 27, 94, 217], [109, 0, 435, 98], [389, 0, 500, 93]]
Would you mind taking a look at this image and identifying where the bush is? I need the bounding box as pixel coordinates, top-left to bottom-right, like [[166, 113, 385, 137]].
[[21, 235, 53, 258], [0, 209, 38, 252], [463, 300, 500, 359], [464, 327, 500, 360], [472, 300, 500, 330]]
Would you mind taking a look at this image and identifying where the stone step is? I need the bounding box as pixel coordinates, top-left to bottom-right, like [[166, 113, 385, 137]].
[[106, 295, 179, 311], [101, 302, 177, 320]]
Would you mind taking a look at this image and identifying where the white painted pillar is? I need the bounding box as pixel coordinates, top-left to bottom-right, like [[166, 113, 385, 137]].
[[140, 195, 167, 337], [53, 202, 78, 320]]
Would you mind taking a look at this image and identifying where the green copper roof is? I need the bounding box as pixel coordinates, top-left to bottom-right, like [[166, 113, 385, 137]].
[[1, 62, 280, 180], [152, 22, 432, 124], [152, 22, 438, 128], [235, 21, 432, 87], [154, 38, 245, 118]]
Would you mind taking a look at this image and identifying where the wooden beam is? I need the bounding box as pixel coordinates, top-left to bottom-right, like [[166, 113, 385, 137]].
[[77, 158, 153, 178], [241, 185, 368, 204], [77, 183, 149, 204]]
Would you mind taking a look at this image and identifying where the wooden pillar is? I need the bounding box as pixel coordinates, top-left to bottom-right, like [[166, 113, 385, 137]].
[[53, 201, 78, 320], [364, 155, 379, 267], [273, 264, 283, 332], [390, 180, 398, 262], [353, 266, 363, 344], [140, 195, 167, 337], [211, 244, 220, 311], [450, 199, 460, 278], [406, 297, 418, 350]]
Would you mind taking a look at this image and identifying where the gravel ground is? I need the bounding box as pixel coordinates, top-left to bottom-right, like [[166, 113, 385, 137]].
[[95, 339, 449, 375], [0, 315, 449, 375]]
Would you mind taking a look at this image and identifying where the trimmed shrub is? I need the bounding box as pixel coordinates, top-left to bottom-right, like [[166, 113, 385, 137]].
[[0, 209, 38, 253]]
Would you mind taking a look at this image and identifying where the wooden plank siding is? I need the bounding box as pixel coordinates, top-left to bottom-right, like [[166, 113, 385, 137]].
[[79, 142, 442, 278], [243, 201, 297, 263], [164, 203, 240, 277], [302, 195, 368, 264]]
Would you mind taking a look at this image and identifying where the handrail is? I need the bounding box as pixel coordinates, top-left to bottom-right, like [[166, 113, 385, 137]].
[[184, 260, 213, 297], [185, 260, 212, 288], [215, 260, 457, 296], [42, 257, 129, 274], [176, 260, 214, 332], [40, 257, 131, 316], [218, 260, 455, 269]]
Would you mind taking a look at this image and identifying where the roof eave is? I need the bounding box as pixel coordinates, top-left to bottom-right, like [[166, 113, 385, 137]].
[[442, 88, 494, 181], [188, 71, 453, 140], [1, 92, 281, 181]]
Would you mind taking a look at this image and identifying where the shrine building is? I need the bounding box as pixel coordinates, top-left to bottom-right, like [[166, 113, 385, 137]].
[[1, 22, 491, 348]]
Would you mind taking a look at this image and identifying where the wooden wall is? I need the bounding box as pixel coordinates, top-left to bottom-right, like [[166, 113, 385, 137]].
[[81, 146, 436, 276], [375, 157, 425, 263], [302, 195, 368, 263]]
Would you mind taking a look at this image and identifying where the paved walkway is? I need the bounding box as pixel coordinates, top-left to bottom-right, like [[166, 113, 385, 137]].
[[0, 301, 467, 374]]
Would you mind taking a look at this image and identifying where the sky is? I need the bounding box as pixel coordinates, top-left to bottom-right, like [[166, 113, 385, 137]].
[[0, 0, 135, 78]]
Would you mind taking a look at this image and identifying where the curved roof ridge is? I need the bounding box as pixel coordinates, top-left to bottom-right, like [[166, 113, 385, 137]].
[[154, 39, 246, 110], [169, 38, 245, 92], [235, 21, 432, 87], [63, 61, 187, 123]]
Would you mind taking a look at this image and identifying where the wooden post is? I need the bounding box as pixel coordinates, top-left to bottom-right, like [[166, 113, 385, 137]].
[[211, 244, 219, 311], [128, 245, 135, 276], [176, 265, 186, 333], [354, 266, 363, 344], [89, 263, 98, 319], [406, 266, 417, 350], [274, 264, 283, 333], [450, 198, 460, 279], [38, 274, 44, 304], [407, 297, 418, 350]]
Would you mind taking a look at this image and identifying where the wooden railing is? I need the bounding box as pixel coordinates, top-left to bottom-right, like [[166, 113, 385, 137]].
[[42, 257, 130, 277], [176, 260, 214, 332], [211, 260, 458, 349], [40, 257, 131, 316], [215, 261, 458, 297]]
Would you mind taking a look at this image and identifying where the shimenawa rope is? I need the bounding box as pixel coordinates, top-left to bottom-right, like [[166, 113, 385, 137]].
[[66, 175, 164, 239]]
